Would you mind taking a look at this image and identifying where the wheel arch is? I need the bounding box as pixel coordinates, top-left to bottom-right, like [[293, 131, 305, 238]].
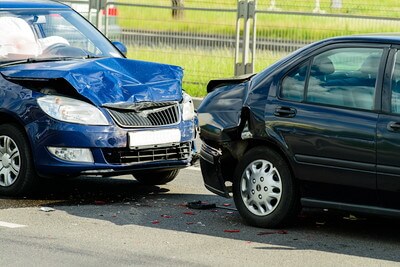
[[0, 110, 33, 155]]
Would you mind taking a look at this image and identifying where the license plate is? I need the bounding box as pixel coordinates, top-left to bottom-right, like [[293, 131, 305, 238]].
[[128, 129, 181, 147]]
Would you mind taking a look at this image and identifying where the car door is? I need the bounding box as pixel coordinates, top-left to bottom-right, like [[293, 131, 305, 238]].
[[377, 47, 400, 209], [265, 44, 388, 205]]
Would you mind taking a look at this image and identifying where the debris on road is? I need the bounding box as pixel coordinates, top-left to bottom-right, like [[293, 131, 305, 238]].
[[224, 229, 240, 233], [187, 201, 216, 210], [40, 207, 55, 212]]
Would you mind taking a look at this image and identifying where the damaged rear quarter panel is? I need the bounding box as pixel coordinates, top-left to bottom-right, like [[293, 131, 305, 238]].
[[197, 82, 249, 143]]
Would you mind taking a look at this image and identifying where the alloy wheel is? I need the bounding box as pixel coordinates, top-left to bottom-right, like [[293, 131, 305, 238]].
[[240, 159, 282, 216], [0, 135, 21, 187]]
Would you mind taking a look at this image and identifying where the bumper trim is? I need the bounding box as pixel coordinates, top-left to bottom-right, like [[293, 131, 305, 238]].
[[200, 143, 221, 164], [200, 143, 230, 198]]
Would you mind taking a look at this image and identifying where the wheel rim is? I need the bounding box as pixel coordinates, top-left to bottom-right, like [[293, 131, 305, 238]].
[[0, 135, 21, 187], [240, 159, 282, 216]]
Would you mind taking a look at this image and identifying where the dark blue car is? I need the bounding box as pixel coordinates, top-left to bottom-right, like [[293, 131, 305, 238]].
[[198, 34, 400, 228], [0, 0, 197, 196]]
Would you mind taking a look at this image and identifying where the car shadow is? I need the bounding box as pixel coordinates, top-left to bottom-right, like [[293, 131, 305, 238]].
[[2, 175, 400, 263]]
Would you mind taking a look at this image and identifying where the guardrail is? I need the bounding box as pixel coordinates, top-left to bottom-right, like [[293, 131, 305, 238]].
[[63, 0, 400, 96]]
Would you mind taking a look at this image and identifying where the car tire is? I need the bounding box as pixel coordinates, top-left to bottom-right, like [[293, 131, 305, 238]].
[[133, 169, 180, 185], [0, 124, 38, 196], [233, 146, 299, 228]]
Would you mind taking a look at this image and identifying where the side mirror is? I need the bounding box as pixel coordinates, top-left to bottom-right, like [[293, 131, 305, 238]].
[[112, 41, 127, 57]]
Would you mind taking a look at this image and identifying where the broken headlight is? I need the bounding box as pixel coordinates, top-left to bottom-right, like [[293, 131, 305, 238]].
[[181, 92, 195, 121]]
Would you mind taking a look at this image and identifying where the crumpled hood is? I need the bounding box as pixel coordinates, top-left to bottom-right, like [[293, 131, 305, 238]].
[[0, 57, 183, 106]]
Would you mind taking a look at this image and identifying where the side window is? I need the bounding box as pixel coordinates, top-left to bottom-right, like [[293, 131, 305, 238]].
[[280, 61, 309, 102], [391, 52, 400, 114], [306, 47, 383, 110]]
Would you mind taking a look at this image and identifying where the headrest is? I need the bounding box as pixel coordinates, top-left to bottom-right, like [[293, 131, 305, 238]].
[[360, 54, 381, 76], [311, 57, 335, 76]]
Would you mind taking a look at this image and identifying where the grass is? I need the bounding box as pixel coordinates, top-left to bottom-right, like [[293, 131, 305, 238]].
[[118, 1, 400, 96], [127, 45, 286, 97], [116, 0, 400, 42]]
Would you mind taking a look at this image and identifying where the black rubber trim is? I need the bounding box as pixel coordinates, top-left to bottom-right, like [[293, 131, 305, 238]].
[[301, 198, 400, 217]]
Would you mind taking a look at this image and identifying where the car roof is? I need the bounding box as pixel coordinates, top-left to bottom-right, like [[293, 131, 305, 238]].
[[321, 34, 400, 46], [0, 0, 69, 9]]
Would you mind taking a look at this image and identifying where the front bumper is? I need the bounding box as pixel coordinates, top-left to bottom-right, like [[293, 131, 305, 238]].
[[26, 117, 197, 177], [200, 143, 230, 198]]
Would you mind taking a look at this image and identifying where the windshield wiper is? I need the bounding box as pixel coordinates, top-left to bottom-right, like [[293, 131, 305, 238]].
[[0, 55, 103, 67]]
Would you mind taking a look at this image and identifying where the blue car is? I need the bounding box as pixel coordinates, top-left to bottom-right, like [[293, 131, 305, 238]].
[[0, 0, 197, 196]]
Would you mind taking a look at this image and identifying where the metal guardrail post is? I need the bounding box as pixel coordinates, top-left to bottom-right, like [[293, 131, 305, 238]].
[[235, 0, 256, 76]]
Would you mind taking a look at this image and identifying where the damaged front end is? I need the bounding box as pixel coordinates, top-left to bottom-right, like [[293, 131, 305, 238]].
[[0, 58, 198, 178], [197, 75, 254, 197]]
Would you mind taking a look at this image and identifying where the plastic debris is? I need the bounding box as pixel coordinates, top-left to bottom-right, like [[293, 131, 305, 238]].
[[224, 229, 240, 233], [40, 207, 55, 212], [187, 200, 216, 210], [183, 211, 196, 215]]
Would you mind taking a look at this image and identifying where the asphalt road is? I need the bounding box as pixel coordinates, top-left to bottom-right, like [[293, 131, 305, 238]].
[[0, 167, 400, 266]]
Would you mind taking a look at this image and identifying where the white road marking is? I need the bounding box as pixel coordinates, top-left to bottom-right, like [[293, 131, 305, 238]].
[[186, 166, 201, 171], [0, 221, 27, 228]]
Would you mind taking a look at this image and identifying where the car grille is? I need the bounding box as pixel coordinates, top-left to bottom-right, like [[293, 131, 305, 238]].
[[102, 142, 191, 164], [106, 103, 180, 127]]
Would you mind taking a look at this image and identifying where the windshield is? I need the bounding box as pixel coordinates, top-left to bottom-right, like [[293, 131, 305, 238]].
[[0, 9, 123, 63]]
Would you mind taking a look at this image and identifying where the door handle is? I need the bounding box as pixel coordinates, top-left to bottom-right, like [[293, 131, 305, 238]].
[[388, 122, 400, 131], [274, 106, 297, 118]]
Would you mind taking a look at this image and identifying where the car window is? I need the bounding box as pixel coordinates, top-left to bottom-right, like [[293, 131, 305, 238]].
[[280, 61, 309, 102], [391, 52, 400, 114], [40, 14, 100, 55], [306, 47, 383, 110], [0, 10, 122, 62]]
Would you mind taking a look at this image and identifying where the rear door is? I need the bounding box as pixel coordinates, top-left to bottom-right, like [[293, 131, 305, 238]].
[[377, 47, 400, 209], [265, 44, 388, 205]]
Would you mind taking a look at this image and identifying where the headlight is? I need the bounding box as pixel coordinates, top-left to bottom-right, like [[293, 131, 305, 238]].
[[181, 92, 195, 121], [37, 95, 109, 126]]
